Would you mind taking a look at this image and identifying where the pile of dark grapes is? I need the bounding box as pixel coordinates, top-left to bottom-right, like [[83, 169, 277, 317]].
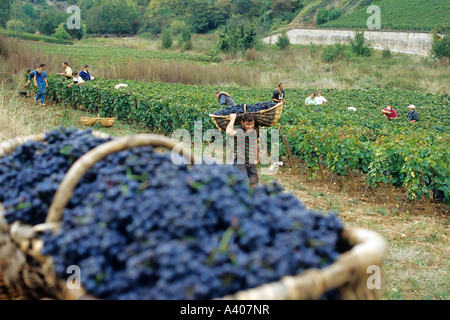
[[211, 101, 277, 116], [0, 127, 112, 225], [1, 127, 345, 300]]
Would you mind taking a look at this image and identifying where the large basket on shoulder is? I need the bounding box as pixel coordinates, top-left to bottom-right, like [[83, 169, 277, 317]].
[[0, 132, 386, 300], [209, 102, 284, 132]]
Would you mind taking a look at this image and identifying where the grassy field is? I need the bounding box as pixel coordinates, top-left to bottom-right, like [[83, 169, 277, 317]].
[[0, 86, 448, 300], [320, 0, 450, 31], [12, 36, 450, 95]]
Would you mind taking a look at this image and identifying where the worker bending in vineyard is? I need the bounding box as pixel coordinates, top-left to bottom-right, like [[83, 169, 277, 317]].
[[216, 91, 236, 106], [226, 113, 259, 189], [381, 106, 398, 121]]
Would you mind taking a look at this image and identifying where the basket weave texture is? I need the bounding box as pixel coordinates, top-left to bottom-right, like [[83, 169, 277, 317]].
[[209, 102, 284, 132], [79, 114, 116, 127], [0, 132, 387, 300]]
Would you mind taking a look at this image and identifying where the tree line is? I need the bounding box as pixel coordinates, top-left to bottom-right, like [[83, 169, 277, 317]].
[[0, 0, 304, 38]]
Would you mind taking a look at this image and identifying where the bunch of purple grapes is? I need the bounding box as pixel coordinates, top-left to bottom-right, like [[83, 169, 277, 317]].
[[0, 127, 112, 225], [0, 127, 344, 300], [212, 101, 277, 116]]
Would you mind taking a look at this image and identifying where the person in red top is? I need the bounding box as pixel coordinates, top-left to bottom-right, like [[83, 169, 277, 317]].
[[381, 106, 398, 121]]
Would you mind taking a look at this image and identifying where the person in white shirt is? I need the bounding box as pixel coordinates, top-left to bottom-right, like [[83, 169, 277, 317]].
[[68, 71, 85, 88], [315, 90, 327, 105], [60, 62, 73, 79]]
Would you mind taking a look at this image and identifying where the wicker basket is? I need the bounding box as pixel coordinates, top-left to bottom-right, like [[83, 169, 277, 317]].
[[0, 133, 387, 300], [98, 118, 116, 127], [80, 114, 117, 127], [209, 102, 285, 132], [79, 117, 97, 126], [0, 131, 111, 299]]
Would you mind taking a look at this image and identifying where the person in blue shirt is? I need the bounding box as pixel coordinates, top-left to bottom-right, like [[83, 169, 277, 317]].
[[78, 65, 94, 82], [33, 64, 48, 106], [216, 91, 236, 106], [407, 105, 419, 122], [23, 69, 35, 89]]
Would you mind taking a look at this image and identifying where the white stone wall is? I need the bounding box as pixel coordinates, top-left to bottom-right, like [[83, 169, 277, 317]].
[[264, 28, 433, 55]]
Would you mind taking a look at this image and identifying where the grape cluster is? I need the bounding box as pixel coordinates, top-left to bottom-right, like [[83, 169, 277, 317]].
[[1, 127, 345, 300], [212, 101, 277, 116], [0, 127, 112, 225]]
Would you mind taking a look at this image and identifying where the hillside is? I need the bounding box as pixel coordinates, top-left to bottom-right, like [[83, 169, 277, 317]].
[[318, 0, 450, 31], [287, 0, 374, 28]]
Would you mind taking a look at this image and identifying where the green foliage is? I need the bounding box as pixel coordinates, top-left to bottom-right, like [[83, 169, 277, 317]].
[[350, 31, 372, 57], [21, 3, 37, 20], [6, 20, 26, 33], [320, 0, 449, 32], [316, 8, 329, 26], [53, 23, 72, 41], [44, 75, 450, 204], [183, 40, 193, 51], [328, 8, 341, 22], [382, 48, 392, 59], [188, 0, 216, 34], [170, 20, 188, 35], [26, 41, 221, 63], [431, 23, 450, 60], [0, 0, 12, 28], [181, 29, 191, 42], [85, 0, 138, 35], [276, 29, 290, 50], [161, 28, 173, 49], [321, 43, 347, 62], [0, 28, 73, 45], [218, 23, 257, 55], [64, 23, 86, 41], [36, 9, 68, 35]]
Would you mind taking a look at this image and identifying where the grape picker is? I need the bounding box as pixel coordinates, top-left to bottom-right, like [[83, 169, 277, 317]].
[[226, 113, 259, 189], [216, 91, 236, 106]]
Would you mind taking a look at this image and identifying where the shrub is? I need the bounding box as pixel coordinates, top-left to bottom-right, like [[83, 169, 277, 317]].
[[6, 20, 26, 33], [328, 8, 341, 22], [431, 23, 450, 60], [170, 20, 188, 35], [350, 30, 372, 57], [184, 40, 193, 51], [316, 8, 329, 25], [276, 30, 290, 50], [181, 29, 191, 42], [53, 23, 72, 41], [161, 28, 173, 49], [322, 43, 347, 62], [382, 48, 392, 59]]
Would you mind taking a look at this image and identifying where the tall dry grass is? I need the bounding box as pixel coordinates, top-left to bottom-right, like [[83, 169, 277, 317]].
[[0, 35, 66, 84], [106, 60, 261, 87], [0, 83, 60, 141]]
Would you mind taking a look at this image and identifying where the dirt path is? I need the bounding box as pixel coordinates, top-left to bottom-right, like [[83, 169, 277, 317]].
[[267, 159, 449, 300]]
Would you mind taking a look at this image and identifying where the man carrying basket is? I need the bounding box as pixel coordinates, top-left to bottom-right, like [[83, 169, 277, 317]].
[[226, 113, 259, 189]]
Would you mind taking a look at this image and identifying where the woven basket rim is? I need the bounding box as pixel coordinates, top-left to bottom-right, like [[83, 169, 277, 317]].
[[220, 226, 387, 300], [51, 226, 387, 300]]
